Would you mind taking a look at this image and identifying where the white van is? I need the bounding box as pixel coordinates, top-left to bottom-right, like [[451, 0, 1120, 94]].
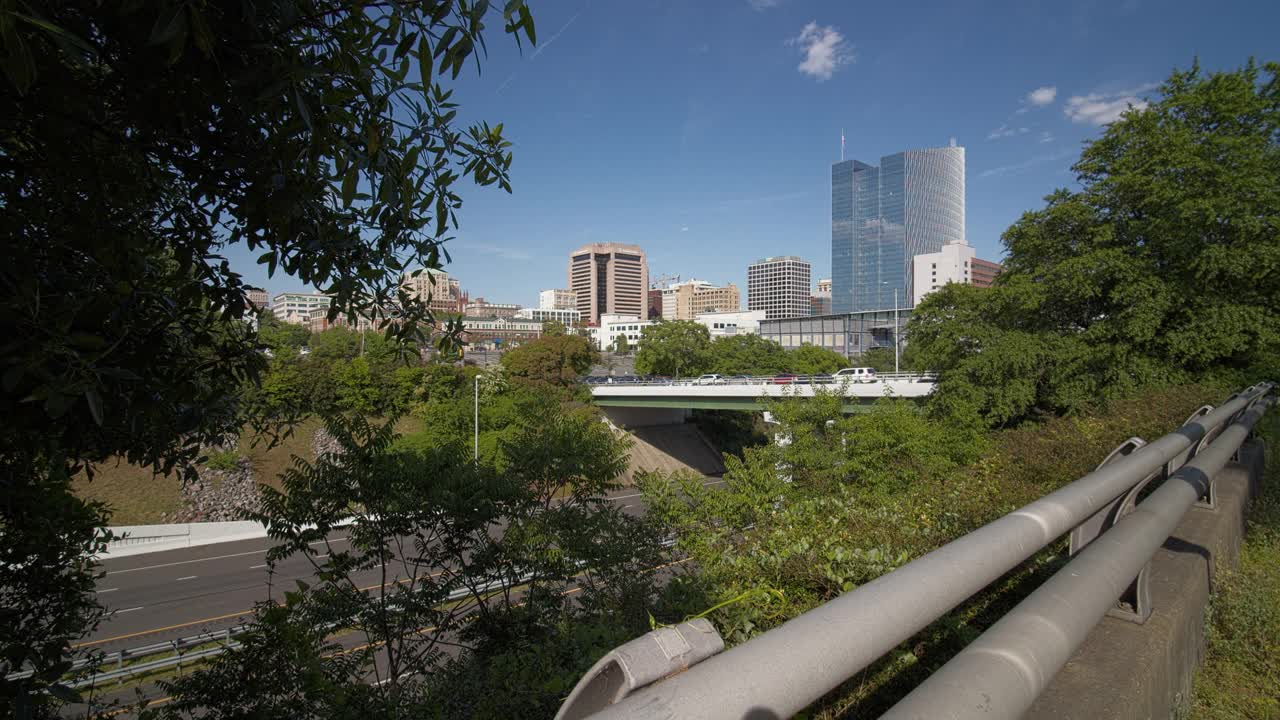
[[834, 367, 877, 383]]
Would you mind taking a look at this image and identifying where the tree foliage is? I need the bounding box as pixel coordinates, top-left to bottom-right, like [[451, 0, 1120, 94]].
[[908, 60, 1280, 425], [707, 334, 789, 376], [0, 1, 534, 709], [788, 344, 849, 376], [501, 334, 596, 385], [613, 333, 631, 354], [634, 321, 712, 377]]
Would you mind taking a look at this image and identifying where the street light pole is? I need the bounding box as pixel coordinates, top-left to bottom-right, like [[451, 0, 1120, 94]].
[[893, 287, 899, 373], [473, 374, 479, 467]]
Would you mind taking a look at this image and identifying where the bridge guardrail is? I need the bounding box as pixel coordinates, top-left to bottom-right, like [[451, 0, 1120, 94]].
[[583, 372, 937, 388], [563, 382, 1274, 720]]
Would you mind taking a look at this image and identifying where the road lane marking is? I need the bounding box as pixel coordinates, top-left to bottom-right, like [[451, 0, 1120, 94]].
[[250, 563, 268, 569], [610, 478, 724, 502], [176, 576, 197, 581], [116, 607, 144, 614], [98, 588, 118, 594], [103, 537, 349, 577]]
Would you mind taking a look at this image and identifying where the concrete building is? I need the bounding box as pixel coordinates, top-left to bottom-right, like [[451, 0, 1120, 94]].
[[245, 286, 269, 312], [271, 292, 331, 324], [569, 243, 649, 326], [647, 288, 663, 319], [402, 268, 466, 316], [538, 288, 577, 310], [304, 305, 378, 334], [465, 298, 520, 319], [515, 307, 582, 325], [832, 142, 965, 313], [971, 256, 1002, 288], [758, 309, 911, 358], [695, 309, 766, 338], [660, 279, 740, 321], [590, 314, 655, 352], [911, 240, 1004, 305], [747, 256, 812, 320], [461, 317, 542, 349], [811, 278, 832, 316]]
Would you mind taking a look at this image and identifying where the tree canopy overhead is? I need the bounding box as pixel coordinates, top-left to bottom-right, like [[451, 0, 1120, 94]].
[[909, 60, 1280, 425], [0, 1, 534, 710]]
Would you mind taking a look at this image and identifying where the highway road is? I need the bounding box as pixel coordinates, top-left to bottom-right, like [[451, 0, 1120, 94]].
[[82, 479, 724, 655]]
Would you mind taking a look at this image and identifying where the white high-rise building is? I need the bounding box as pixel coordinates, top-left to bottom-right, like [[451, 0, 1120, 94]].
[[747, 256, 812, 320], [271, 292, 331, 324], [538, 288, 577, 310]]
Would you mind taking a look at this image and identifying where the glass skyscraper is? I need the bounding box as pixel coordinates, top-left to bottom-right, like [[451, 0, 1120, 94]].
[[831, 144, 965, 313]]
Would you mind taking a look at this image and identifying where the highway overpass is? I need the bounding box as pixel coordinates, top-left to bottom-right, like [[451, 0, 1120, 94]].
[[588, 373, 936, 424]]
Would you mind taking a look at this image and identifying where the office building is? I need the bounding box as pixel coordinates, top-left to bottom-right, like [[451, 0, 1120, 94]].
[[271, 292, 331, 324], [647, 289, 663, 319], [758, 309, 911, 358], [461, 317, 543, 349], [465, 298, 521, 319], [811, 278, 832, 316], [538, 289, 577, 310], [911, 240, 1004, 305], [660, 279, 740, 320], [695, 310, 766, 338], [832, 142, 965, 313], [305, 305, 377, 334], [402, 268, 466, 315], [590, 314, 655, 352], [515, 307, 582, 325], [245, 286, 269, 312], [569, 243, 649, 325], [971, 257, 1002, 288], [747, 256, 812, 320]]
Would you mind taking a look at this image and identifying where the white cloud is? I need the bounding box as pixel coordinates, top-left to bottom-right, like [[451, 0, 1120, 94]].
[[1039, 130, 1054, 143], [471, 243, 532, 261], [978, 149, 1075, 179], [1027, 86, 1058, 107], [1064, 83, 1158, 125], [787, 22, 853, 81], [680, 226, 690, 232], [986, 124, 1030, 141], [747, 0, 780, 9]]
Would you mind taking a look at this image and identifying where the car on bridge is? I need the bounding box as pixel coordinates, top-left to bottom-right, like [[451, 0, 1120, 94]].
[[772, 373, 798, 385], [695, 374, 726, 385], [834, 367, 877, 383]]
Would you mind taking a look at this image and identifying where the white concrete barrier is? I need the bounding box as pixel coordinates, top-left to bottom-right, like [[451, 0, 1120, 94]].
[[101, 520, 269, 558]]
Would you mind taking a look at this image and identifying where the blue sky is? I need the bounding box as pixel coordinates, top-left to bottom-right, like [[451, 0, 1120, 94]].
[[232, 0, 1279, 306]]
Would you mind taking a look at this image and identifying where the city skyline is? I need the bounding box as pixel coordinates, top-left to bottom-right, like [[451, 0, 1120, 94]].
[[217, 0, 1279, 307]]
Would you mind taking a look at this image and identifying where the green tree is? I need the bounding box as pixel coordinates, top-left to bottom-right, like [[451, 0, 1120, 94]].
[[708, 334, 789, 376], [332, 357, 382, 414], [542, 319, 567, 337], [909, 60, 1280, 425], [634, 320, 712, 377], [788, 344, 849, 375], [309, 326, 362, 361], [257, 313, 311, 355], [613, 333, 631, 354], [853, 347, 899, 374], [0, 2, 534, 709], [501, 334, 596, 385]]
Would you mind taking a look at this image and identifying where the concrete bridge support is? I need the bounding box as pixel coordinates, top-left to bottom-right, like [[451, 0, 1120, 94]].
[[1028, 438, 1267, 719], [599, 405, 691, 429]]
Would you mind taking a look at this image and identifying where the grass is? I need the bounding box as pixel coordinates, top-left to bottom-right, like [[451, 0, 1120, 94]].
[[74, 415, 427, 526], [1191, 410, 1280, 719]]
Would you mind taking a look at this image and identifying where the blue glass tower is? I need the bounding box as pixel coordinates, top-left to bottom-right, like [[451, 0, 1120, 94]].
[[831, 145, 965, 312]]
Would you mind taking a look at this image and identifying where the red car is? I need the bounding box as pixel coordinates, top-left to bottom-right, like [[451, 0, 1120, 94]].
[[771, 373, 798, 385]]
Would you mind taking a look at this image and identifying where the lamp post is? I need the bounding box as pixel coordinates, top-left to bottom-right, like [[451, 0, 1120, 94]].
[[473, 374, 479, 467], [893, 287, 899, 374]]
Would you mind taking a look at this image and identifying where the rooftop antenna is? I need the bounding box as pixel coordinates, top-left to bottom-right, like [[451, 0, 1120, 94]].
[[840, 128, 845, 161], [949, 136, 957, 147]]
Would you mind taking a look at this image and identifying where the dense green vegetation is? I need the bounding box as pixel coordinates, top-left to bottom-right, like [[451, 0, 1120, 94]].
[[1192, 413, 1280, 718], [909, 61, 1280, 426], [635, 319, 888, 377], [0, 1, 533, 714]]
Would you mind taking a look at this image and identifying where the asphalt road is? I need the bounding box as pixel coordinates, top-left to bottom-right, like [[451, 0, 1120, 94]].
[[82, 479, 724, 654]]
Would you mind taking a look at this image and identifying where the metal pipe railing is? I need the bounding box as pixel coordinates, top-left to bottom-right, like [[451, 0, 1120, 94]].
[[586, 383, 1272, 719], [880, 396, 1273, 719]]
